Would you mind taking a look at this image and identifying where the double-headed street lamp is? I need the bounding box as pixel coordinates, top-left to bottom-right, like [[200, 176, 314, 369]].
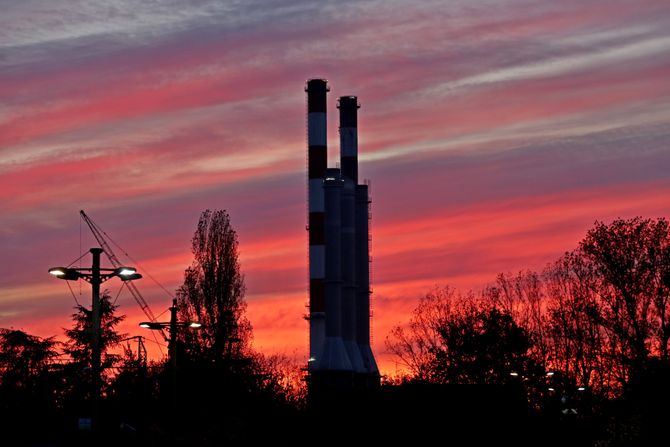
[[139, 299, 201, 417], [49, 247, 141, 432]]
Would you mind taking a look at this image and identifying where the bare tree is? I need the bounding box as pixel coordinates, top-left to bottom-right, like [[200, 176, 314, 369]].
[[541, 217, 670, 393], [544, 252, 612, 394], [646, 218, 670, 360], [483, 271, 550, 367], [580, 217, 669, 382], [385, 286, 460, 381]]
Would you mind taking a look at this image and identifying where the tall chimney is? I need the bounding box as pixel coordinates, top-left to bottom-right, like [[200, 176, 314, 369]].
[[339, 96, 365, 372], [356, 184, 378, 375], [306, 79, 328, 369], [338, 96, 359, 183], [318, 168, 353, 371]]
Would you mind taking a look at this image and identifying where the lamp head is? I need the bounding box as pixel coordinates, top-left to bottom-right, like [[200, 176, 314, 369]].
[[116, 267, 136, 276], [49, 268, 66, 277], [139, 322, 163, 330], [48, 267, 80, 281], [189, 322, 202, 328], [115, 267, 142, 281], [121, 273, 142, 281]]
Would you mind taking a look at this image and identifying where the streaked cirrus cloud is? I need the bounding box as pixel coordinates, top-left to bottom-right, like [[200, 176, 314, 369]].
[[1, 0, 669, 373]]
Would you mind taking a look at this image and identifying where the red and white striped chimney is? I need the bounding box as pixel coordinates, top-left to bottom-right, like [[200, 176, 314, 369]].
[[306, 79, 328, 369], [339, 96, 365, 373], [338, 96, 359, 183]]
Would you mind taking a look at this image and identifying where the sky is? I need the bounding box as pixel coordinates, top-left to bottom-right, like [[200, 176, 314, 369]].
[[1, 0, 669, 374]]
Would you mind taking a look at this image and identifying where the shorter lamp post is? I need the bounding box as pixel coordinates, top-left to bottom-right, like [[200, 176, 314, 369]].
[[49, 247, 141, 432], [139, 299, 201, 417]]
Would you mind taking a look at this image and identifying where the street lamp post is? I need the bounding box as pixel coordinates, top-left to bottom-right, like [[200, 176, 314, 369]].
[[139, 299, 201, 419], [49, 247, 141, 433]]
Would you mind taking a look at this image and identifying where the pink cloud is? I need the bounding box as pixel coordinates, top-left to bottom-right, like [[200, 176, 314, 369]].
[[2, 0, 670, 377]]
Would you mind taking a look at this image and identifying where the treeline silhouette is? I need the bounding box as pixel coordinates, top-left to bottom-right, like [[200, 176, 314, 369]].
[[385, 216, 670, 446], [0, 210, 302, 445], [1, 215, 668, 446]]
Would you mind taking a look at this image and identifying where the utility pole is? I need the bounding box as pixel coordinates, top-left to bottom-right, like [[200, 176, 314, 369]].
[[169, 298, 178, 416], [49, 247, 141, 434], [90, 247, 103, 433], [139, 300, 202, 428]]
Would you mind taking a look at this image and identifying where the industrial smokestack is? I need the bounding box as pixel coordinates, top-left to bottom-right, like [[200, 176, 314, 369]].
[[338, 96, 359, 183], [339, 96, 365, 373], [305, 80, 378, 391], [356, 184, 379, 375], [306, 79, 328, 369], [318, 168, 353, 371]]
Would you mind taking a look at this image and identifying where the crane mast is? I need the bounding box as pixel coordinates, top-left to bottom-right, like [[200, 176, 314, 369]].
[[79, 210, 159, 325]]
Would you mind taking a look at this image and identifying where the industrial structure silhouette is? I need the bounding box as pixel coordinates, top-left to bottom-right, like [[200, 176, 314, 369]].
[[305, 79, 379, 390]]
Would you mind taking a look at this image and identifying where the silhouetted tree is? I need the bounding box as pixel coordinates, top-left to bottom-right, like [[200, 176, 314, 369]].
[[386, 287, 541, 385], [176, 209, 251, 364], [253, 352, 308, 407], [580, 217, 670, 386], [61, 289, 125, 418], [484, 271, 550, 368], [107, 348, 161, 435], [0, 329, 61, 437], [434, 302, 538, 385], [0, 328, 59, 382], [385, 286, 459, 381], [63, 290, 126, 374], [544, 252, 610, 394], [171, 209, 275, 442]]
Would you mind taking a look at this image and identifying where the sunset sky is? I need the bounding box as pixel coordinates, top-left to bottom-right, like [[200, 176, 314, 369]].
[[1, 0, 669, 374]]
